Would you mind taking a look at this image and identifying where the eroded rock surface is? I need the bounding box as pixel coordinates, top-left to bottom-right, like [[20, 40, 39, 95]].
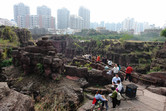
[[0, 82, 34, 111]]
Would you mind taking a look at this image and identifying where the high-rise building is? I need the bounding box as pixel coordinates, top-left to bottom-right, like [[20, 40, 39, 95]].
[[78, 7, 90, 29], [37, 5, 51, 17], [17, 15, 30, 28], [70, 15, 83, 29], [14, 3, 30, 25], [30, 15, 39, 29], [57, 8, 70, 29], [37, 5, 55, 30]]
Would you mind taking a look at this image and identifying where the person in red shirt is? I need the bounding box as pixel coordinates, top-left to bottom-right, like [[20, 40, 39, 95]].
[[96, 56, 100, 62], [125, 65, 133, 82]]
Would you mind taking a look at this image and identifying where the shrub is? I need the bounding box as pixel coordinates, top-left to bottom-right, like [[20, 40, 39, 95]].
[[0, 58, 13, 67], [36, 63, 44, 74]]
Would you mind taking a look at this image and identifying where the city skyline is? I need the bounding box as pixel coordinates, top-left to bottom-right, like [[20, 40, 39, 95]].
[[0, 0, 166, 27]]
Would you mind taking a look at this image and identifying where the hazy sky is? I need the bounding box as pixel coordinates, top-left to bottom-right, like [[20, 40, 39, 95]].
[[0, 0, 166, 27]]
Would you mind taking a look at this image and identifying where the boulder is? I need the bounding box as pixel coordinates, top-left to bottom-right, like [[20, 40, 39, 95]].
[[56, 86, 84, 110], [87, 69, 112, 85], [0, 82, 34, 111], [64, 65, 88, 78], [147, 86, 166, 96]]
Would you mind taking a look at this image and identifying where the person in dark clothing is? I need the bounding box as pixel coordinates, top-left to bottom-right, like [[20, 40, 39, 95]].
[[125, 65, 133, 82], [110, 87, 118, 108], [116, 88, 121, 106]]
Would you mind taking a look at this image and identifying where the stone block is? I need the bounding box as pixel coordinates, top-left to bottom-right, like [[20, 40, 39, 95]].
[[43, 56, 52, 64]]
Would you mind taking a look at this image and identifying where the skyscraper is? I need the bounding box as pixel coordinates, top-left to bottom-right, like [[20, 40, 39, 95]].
[[70, 15, 83, 29], [37, 5, 55, 30], [78, 7, 90, 29], [57, 8, 70, 29], [37, 6, 51, 17], [30, 15, 39, 29], [14, 3, 30, 24]]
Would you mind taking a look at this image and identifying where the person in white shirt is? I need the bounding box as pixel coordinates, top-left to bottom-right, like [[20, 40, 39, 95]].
[[112, 64, 119, 75], [107, 60, 112, 66], [112, 74, 121, 85], [117, 80, 123, 93]]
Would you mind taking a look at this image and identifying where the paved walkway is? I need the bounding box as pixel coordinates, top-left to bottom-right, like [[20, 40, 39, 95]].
[[78, 81, 166, 111]]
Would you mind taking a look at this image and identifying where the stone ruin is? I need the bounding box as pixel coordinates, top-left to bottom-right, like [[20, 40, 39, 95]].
[[11, 37, 64, 80]]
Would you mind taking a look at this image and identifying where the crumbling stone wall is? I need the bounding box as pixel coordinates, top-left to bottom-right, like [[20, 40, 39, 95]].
[[12, 37, 64, 80]]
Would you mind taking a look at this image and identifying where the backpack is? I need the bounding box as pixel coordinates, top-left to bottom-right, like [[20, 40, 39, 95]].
[[117, 92, 122, 100]]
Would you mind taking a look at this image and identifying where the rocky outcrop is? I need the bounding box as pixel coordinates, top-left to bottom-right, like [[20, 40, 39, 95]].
[[48, 34, 74, 54], [66, 40, 164, 74], [0, 49, 2, 73], [0, 82, 34, 111], [129, 72, 166, 87], [14, 28, 32, 47], [151, 41, 166, 71], [147, 86, 166, 96], [0, 26, 32, 47], [12, 37, 64, 79]]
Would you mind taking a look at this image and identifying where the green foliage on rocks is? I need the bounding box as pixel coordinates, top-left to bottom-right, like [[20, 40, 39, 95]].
[[160, 28, 166, 37], [0, 26, 32, 46], [0, 58, 13, 67], [36, 63, 44, 74], [0, 26, 17, 42]]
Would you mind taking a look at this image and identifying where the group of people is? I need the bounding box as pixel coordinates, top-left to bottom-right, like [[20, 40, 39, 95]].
[[106, 62, 133, 82], [92, 63, 133, 110], [92, 74, 123, 110]]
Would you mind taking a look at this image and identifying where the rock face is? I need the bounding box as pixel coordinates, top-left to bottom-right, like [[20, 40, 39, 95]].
[[0, 49, 2, 73], [65, 57, 125, 86], [66, 40, 164, 74], [0, 82, 34, 111], [48, 35, 74, 54], [12, 37, 64, 79], [147, 86, 166, 96], [129, 72, 166, 87], [151, 41, 166, 71]]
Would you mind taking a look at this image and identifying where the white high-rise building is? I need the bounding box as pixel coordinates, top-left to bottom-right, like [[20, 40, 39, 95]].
[[30, 15, 39, 29], [37, 6, 51, 17], [70, 15, 83, 29], [57, 8, 70, 29], [14, 3, 30, 26], [37, 5, 55, 30], [122, 18, 135, 31], [78, 7, 90, 29]]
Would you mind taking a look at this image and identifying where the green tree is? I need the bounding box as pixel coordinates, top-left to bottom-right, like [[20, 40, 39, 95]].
[[160, 29, 166, 37]]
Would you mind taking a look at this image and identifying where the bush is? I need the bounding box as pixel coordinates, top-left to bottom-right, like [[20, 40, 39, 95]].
[[36, 63, 44, 74], [0, 58, 13, 67]]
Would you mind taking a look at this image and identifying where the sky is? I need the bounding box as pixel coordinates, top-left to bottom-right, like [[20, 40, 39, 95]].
[[0, 0, 166, 27]]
